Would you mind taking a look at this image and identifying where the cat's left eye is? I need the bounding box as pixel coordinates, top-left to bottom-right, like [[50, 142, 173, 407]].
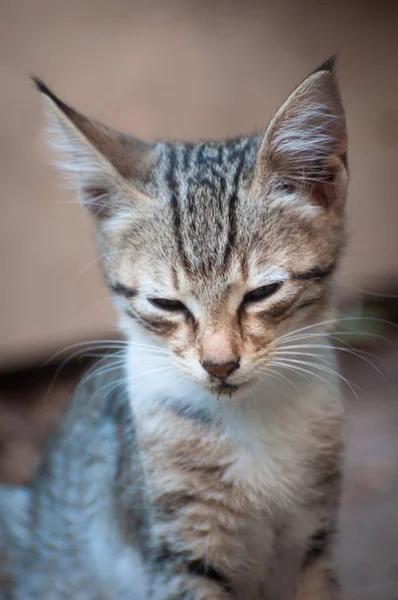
[[243, 282, 282, 304], [149, 298, 186, 312]]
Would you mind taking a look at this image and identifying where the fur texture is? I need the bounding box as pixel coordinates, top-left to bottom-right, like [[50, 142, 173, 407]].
[[1, 60, 348, 599]]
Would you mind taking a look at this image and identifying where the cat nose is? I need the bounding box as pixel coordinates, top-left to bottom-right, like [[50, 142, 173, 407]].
[[202, 360, 240, 380]]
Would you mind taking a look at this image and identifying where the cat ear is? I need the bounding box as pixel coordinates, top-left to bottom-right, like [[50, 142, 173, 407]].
[[33, 78, 154, 220], [256, 56, 348, 210]]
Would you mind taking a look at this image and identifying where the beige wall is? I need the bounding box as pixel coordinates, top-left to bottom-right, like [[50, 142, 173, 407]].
[[1, 0, 397, 367]]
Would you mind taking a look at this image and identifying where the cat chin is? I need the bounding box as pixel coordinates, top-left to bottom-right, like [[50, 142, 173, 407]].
[[207, 379, 254, 399]]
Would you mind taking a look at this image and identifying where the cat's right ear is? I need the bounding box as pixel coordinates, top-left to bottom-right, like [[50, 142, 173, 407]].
[[253, 57, 348, 212], [33, 78, 155, 220]]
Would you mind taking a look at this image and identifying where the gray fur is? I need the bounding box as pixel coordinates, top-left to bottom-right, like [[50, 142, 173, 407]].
[[0, 369, 149, 600]]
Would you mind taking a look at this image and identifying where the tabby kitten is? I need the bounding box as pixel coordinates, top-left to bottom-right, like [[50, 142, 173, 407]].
[[2, 57, 348, 600]]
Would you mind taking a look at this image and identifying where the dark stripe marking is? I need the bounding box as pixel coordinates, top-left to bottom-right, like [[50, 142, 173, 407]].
[[292, 264, 336, 281], [295, 298, 321, 311], [224, 147, 246, 265], [166, 146, 189, 269], [187, 560, 232, 594], [110, 283, 137, 298], [156, 491, 197, 518], [302, 528, 333, 568], [169, 401, 214, 425], [126, 308, 178, 336], [154, 544, 186, 566], [217, 177, 226, 214], [261, 298, 297, 319], [216, 145, 223, 167], [182, 143, 194, 171], [196, 144, 206, 166]]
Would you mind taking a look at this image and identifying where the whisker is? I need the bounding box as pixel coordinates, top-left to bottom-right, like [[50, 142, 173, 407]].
[[274, 349, 328, 361], [337, 282, 398, 299], [270, 358, 359, 399], [44, 347, 123, 398], [278, 330, 391, 346], [275, 355, 360, 391], [43, 339, 127, 366], [129, 344, 170, 355], [269, 359, 344, 399], [275, 344, 388, 385], [132, 365, 176, 380], [73, 250, 122, 283], [56, 200, 114, 211], [76, 297, 115, 323], [258, 373, 275, 394], [44, 344, 126, 391], [83, 352, 169, 367], [258, 372, 305, 412], [260, 366, 304, 400], [276, 316, 397, 343], [268, 362, 312, 387], [77, 353, 125, 383], [74, 360, 126, 396], [92, 377, 127, 402], [81, 352, 126, 359], [277, 333, 381, 358]]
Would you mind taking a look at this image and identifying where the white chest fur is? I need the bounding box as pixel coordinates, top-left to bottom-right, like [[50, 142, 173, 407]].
[[127, 332, 344, 595], [127, 330, 343, 515]]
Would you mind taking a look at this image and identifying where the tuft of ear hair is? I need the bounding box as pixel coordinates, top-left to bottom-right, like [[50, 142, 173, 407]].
[[256, 56, 348, 210], [311, 54, 338, 75], [33, 77, 154, 220]]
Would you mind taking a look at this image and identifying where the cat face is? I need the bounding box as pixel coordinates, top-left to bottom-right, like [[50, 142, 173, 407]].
[[36, 57, 348, 398]]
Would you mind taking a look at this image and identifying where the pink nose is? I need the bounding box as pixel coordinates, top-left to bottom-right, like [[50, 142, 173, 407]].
[[202, 360, 240, 380]]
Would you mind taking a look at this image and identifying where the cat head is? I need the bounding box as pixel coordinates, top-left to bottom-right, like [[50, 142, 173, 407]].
[[36, 57, 348, 399]]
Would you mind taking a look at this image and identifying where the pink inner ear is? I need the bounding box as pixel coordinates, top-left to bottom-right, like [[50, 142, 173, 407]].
[[82, 186, 112, 219]]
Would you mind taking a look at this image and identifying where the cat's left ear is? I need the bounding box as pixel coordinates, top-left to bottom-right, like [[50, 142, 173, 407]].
[[33, 78, 155, 221], [255, 56, 348, 210]]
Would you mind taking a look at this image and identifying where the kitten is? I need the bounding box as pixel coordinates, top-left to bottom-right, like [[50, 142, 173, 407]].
[[1, 57, 348, 599]]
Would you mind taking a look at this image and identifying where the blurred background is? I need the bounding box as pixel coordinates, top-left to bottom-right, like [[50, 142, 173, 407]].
[[0, 0, 398, 597]]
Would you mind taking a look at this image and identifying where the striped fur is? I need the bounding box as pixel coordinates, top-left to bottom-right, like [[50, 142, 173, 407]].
[[6, 59, 350, 598]]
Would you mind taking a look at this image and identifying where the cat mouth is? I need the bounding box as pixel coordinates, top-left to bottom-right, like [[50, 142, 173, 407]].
[[210, 380, 250, 398]]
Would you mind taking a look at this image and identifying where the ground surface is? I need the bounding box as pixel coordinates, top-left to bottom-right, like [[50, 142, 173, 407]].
[[338, 343, 398, 599]]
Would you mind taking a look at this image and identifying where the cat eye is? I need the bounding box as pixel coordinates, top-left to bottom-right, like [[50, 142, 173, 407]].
[[243, 282, 282, 304], [149, 297, 187, 312], [275, 181, 296, 194]]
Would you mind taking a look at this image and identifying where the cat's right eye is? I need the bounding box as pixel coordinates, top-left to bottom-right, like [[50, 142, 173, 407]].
[[243, 282, 282, 304], [275, 181, 296, 194], [149, 298, 187, 312]]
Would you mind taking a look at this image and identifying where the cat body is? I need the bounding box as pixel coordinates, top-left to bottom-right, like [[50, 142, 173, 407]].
[[1, 356, 342, 600], [0, 57, 348, 599]]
